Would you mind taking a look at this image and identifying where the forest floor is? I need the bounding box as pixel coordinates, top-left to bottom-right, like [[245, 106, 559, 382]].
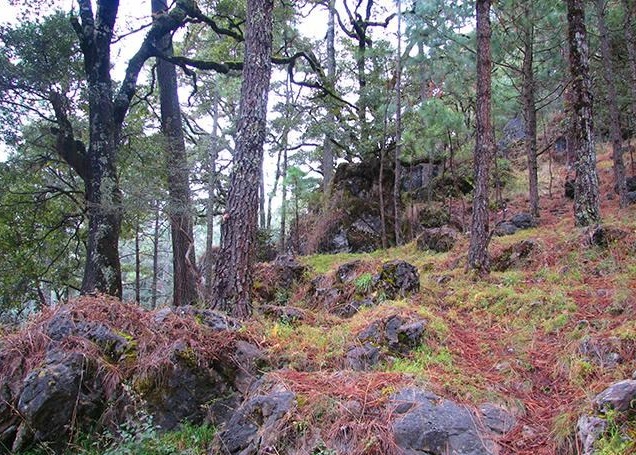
[[246, 147, 636, 454]]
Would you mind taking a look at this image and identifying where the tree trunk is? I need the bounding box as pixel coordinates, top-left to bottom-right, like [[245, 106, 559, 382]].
[[211, 0, 274, 318], [596, 0, 627, 207], [151, 203, 161, 309], [279, 148, 288, 253], [152, 0, 198, 307], [566, 0, 601, 226], [467, 0, 494, 274], [77, 0, 123, 298], [322, 0, 336, 196], [622, 0, 636, 144], [135, 222, 141, 303], [393, 0, 403, 246], [521, 9, 539, 218], [205, 86, 220, 305]]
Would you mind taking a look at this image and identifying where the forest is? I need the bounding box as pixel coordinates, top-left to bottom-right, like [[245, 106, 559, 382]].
[[1, 0, 636, 454]]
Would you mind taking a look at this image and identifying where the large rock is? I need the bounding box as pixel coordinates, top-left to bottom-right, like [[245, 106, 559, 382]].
[[0, 297, 263, 452], [577, 379, 636, 453], [14, 350, 102, 452], [417, 226, 460, 253], [376, 260, 420, 300], [584, 225, 629, 248], [491, 239, 540, 272], [213, 388, 296, 455], [494, 213, 537, 237], [253, 255, 308, 304], [594, 380, 636, 413], [357, 315, 427, 354], [391, 388, 499, 455]]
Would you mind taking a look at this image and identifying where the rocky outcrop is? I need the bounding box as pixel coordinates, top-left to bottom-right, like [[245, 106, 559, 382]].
[[213, 385, 296, 455], [310, 260, 420, 318], [416, 226, 460, 253], [494, 213, 538, 237], [253, 255, 308, 304], [391, 388, 504, 455], [0, 297, 264, 452], [491, 239, 540, 271], [578, 379, 636, 454], [376, 260, 420, 300]]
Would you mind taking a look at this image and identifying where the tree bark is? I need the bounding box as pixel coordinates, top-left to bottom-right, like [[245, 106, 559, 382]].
[[393, 0, 403, 246], [153, 0, 198, 307], [566, 0, 602, 226], [280, 148, 288, 253], [211, 0, 274, 318], [467, 0, 494, 274], [595, 0, 627, 207], [205, 86, 220, 305], [151, 203, 161, 309], [521, 7, 539, 218], [74, 0, 123, 298]]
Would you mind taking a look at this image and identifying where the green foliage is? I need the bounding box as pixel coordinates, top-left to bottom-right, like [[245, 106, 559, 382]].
[[354, 272, 374, 294], [594, 409, 636, 455]]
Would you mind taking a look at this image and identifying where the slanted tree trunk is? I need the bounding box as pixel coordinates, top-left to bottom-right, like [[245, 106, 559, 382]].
[[211, 0, 274, 318], [322, 0, 336, 197], [152, 0, 198, 306], [566, 0, 601, 226], [521, 7, 539, 218], [467, 0, 494, 274], [393, 0, 403, 246], [595, 0, 627, 207]]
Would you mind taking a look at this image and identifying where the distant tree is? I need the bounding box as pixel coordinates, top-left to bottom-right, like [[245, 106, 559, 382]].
[[566, 0, 601, 226], [594, 0, 627, 208], [152, 0, 198, 306], [467, 0, 494, 274], [211, 0, 274, 318]]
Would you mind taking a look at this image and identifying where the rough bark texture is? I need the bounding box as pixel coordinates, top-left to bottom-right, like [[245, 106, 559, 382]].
[[595, 0, 627, 207], [153, 0, 198, 307], [393, 0, 403, 246], [205, 88, 220, 305], [567, 0, 602, 226], [467, 0, 494, 274], [211, 0, 274, 318], [521, 9, 539, 218]]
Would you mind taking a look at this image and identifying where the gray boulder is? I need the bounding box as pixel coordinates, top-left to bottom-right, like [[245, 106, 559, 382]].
[[14, 350, 102, 452], [376, 260, 420, 300], [214, 388, 296, 455], [417, 226, 460, 253], [357, 315, 427, 355], [391, 388, 498, 455], [346, 343, 381, 371], [594, 379, 636, 413]]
